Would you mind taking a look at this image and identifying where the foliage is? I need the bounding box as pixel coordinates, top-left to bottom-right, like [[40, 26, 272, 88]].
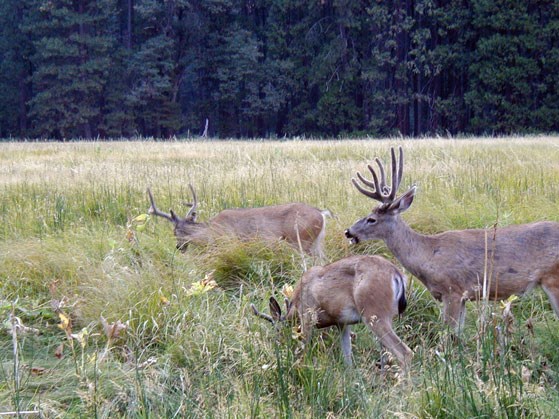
[[2, 1, 559, 139], [23, 0, 117, 139]]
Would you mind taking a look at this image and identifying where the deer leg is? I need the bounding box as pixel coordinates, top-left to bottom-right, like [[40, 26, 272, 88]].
[[378, 346, 387, 377], [366, 317, 412, 374], [339, 325, 353, 366], [442, 294, 466, 334], [309, 228, 326, 263], [311, 245, 326, 264], [298, 309, 317, 359], [541, 276, 559, 317]]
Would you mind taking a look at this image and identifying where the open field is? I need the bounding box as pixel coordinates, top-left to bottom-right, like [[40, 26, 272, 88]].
[[2, 137, 559, 417]]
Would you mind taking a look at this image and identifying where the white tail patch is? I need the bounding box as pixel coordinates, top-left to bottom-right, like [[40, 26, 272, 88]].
[[392, 273, 406, 302]]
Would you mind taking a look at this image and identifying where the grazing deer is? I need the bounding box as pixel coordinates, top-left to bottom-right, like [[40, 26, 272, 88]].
[[251, 255, 413, 372], [345, 146, 559, 332], [147, 186, 329, 258]]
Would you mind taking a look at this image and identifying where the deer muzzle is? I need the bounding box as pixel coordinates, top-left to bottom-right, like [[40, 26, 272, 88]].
[[176, 242, 189, 252], [344, 229, 360, 244]]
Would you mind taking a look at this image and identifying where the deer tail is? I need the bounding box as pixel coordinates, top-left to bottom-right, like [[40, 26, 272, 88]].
[[321, 209, 336, 220], [394, 272, 407, 316]]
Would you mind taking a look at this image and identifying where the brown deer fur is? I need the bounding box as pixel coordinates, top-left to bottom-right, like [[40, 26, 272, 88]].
[[147, 186, 329, 257], [252, 255, 412, 372], [345, 147, 559, 332]]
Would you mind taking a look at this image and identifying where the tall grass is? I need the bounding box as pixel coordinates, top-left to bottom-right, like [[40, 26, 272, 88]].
[[1, 137, 559, 417]]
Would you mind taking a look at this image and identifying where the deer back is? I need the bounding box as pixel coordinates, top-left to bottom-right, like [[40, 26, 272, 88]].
[[250, 254, 412, 371], [208, 203, 326, 252], [397, 221, 559, 301]]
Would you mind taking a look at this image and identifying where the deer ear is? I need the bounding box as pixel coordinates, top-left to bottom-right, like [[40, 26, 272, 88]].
[[186, 210, 197, 222], [387, 186, 416, 214], [269, 297, 282, 321], [170, 209, 181, 223]]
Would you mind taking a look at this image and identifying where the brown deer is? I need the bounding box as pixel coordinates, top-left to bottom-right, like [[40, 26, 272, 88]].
[[345, 146, 559, 332], [147, 186, 329, 258], [251, 255, 413, 372]]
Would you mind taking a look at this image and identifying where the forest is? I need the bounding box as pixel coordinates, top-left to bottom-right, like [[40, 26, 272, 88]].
[[1, 0, 559, 140]]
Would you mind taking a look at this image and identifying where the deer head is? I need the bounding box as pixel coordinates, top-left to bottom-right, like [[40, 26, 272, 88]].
[[147, 185, 202, 251], [345, 146, 416, 244]]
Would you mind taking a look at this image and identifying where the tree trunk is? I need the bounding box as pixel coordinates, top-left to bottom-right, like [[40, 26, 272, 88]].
[[18, 70, 28, 134], [126, 0, 133, 49]]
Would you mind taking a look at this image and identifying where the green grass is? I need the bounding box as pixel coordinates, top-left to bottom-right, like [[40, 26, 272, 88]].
[[1, 137, 559, 417]]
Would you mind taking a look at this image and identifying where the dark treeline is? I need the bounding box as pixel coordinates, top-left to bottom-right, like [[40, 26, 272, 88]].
[[1, 0, 559, 140]]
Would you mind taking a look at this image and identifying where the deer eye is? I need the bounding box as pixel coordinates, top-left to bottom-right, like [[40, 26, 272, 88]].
[[366, 217, 377, 224]]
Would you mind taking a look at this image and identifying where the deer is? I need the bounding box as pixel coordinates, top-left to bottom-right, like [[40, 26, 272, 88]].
[[147, 186, 329, 258], [344, 146, 559, 333], [251, 255, 413, 373]]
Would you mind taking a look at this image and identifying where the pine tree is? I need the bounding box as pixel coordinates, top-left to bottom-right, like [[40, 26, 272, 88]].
[[2, 0, 559, 139], [362, 0, 414, 136], [466, 0, 559, 134], [183, 0, 272, 137], [126, 0, 196, 137], [0, 0, 33, 137], [24, 0, 117, 139]]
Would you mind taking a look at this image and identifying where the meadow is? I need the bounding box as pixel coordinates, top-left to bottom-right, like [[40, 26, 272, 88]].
[[2, 137, 559, 417]]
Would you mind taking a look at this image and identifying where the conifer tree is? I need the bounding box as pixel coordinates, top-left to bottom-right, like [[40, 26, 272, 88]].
[[466, 0, 559, 134], [0, 0, 32, 137], [24, 0, 117, 139]]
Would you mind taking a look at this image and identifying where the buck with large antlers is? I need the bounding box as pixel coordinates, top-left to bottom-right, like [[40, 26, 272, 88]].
[[251, 255, 412, 372], [345, 147, 559, 332], [147, 186, 329, 257]]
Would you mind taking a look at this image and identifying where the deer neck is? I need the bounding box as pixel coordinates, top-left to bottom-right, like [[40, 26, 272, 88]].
[[383, 217, 431, 276]]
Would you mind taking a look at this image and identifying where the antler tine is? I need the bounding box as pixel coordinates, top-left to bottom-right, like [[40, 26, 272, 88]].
[[386, 146, 404, 202], [147, 188, 176, 223], [352, 160, 391, 203], [387, 147, 397, 201], [250, 303, 275, 324], [352, 146, 404, 204], [356, 167, 378, 190], [186, 184, 198, 218], [375, 157, 388, 194], [352, 177, 380, 200], [397, 146, 404, 193]]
